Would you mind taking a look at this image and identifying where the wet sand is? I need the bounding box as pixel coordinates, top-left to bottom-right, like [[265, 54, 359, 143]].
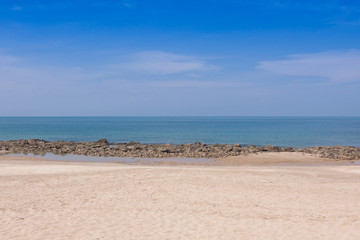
[[1, 153, 360, 239]]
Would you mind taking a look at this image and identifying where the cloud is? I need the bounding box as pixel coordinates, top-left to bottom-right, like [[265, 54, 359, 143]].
[[10, 6, 22, 11], [0, 54, 103, 88], [0, 55, 18, 65], [143, 79, 252, 88], [122, 0, 134, 8], [271, 0, 360, 11], [0, 52, 246, 116], [257, 50, 360, 83], [331, 19, 360, 26], [113, 51, 217, 75], [1, 51, 360, 116], [0, 50, 217, 87]]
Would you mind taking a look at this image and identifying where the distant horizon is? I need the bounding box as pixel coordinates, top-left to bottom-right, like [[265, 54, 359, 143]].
[[1, 115, 360, 118]]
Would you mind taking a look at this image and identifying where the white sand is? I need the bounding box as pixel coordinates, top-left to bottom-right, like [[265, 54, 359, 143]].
[[1, 153, 360, 239]]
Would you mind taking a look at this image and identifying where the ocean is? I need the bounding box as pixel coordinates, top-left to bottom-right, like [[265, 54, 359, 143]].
[[0, 117, 359, 147]]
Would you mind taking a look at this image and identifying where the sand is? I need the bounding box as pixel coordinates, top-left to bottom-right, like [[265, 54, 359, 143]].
[[1, 153, 360, 239]]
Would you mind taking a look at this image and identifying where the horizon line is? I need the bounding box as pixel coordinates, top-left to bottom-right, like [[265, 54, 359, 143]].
[[0, 115, 359, 118]]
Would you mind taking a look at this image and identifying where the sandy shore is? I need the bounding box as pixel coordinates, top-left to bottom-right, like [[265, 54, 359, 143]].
[[1, 153, 360, 239]]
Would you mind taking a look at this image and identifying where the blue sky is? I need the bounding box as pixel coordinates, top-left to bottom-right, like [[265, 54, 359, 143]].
[[0, 0, 360, 116]]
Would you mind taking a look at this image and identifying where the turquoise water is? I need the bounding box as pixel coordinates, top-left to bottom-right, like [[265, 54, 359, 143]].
[[0, 117, 359, 147]]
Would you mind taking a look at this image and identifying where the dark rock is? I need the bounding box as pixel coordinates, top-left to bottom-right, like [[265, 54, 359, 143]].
[[96, 138, 109, 145], [0, 139, 359, 160]]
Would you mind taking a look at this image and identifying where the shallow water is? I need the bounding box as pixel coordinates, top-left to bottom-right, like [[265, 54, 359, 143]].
[[5, 153, 360, 166], [6, 153, 214, 164]]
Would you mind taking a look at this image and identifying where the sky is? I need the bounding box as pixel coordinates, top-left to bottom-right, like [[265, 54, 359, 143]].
[[0, 0, 360, 116]]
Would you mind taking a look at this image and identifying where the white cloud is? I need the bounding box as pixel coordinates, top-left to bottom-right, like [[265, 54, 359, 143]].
[[113, 51, 217, 75], [0, 51, 218, 88], [0, 54, 103, 88], [0, 55, 18, 65], [142, 79, 252, 88], [331, 19, 360, 26], [121, 0, 135, 8], [10, 6, 22, 11], [0, 52, 242, 116], [257, 50, 360, 83]]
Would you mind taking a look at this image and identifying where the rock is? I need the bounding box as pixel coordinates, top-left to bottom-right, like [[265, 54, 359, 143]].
[[96, 138, 109, 145], [285, 147, 294, 152], [0, 139, 359, 160]]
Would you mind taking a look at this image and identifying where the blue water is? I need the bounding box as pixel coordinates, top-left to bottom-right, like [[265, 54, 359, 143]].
[[0, 117, 359, 147]]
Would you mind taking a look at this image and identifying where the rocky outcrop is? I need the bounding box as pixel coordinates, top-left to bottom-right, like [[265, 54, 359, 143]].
[[0, 139, 359, 160], [304, 145, 360, 160]]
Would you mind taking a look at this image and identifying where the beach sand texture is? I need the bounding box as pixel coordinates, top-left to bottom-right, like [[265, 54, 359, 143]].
[[1, 153, 360, 240]]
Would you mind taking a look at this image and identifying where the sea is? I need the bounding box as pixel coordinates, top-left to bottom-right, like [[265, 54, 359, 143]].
[[0, 117, 359, 147]]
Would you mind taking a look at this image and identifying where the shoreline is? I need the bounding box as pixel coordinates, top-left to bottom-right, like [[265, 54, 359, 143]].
[[1, 138, 360, 161], [1, 152, 359, 166]]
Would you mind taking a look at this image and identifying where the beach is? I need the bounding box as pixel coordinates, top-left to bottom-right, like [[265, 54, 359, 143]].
[[1, 153, 360, 239], [3, 0, 360, 238]]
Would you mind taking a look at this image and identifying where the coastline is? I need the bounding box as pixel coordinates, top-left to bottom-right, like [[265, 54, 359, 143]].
[[1, 152, 358, 166], [1, 138, 360, 161]]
